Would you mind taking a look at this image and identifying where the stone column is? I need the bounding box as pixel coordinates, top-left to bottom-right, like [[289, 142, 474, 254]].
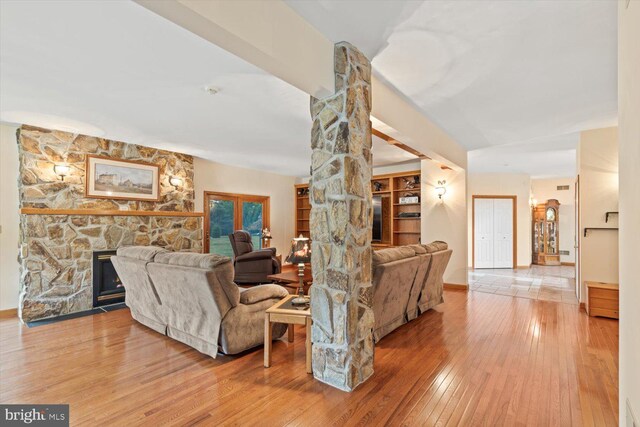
[[309, 42, 374, 391]]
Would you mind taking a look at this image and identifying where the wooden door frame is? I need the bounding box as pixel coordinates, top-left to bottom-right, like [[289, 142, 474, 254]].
[[472, 195, 517, 270], [203, 191, 270, 253]]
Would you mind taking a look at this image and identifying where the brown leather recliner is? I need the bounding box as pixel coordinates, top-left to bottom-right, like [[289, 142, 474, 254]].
[[229, 230, 281, 284]]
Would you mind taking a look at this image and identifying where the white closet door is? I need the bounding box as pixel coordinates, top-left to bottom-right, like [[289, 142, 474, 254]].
[[474, 198, 494, 269], [493, 198, 513, 268]]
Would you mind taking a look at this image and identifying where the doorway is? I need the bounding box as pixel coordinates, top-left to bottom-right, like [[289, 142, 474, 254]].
[[473, 195, 517, 269], [204, 191, 270, 256]]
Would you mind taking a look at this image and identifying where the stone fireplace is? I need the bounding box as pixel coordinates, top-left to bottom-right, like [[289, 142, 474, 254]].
[[17, 126, 203, 322]]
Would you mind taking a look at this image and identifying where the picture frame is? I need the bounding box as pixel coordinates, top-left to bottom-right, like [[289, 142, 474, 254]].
[[85, 155, 161, 201]]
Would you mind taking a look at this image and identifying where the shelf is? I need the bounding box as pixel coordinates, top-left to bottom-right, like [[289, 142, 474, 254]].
[[297, 229, 310, 232], [605, 211, 619, 223], [393, 203, 420, 206], [20, 208, 204, 217], [394, 187, 420, 191], [584, 227, 619, 237], [394, 217, 420, 220], [372, 190, 391, 194], [393, 231, 421, 235]]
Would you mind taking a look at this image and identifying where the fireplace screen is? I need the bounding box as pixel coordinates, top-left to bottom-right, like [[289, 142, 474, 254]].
[[92, 250, 125, 307]]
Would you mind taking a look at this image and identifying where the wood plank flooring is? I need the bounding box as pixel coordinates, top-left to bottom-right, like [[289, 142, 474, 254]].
[[0, 290, 618, 426]]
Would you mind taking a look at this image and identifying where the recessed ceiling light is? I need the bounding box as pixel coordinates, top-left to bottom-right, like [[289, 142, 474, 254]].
[[203, 86, 220, 95]]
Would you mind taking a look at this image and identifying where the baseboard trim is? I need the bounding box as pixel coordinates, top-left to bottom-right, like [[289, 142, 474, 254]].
[[561, 262, 576, 267], [0, 308, 18, 319], [444, 283, 468, 291]]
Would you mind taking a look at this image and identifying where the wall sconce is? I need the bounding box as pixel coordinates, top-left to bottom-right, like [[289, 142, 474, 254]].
[[530, 198, 538, 208], [169, 177, 183, 188], [435, 180, 447, 199], [53, 164, 70, 181]]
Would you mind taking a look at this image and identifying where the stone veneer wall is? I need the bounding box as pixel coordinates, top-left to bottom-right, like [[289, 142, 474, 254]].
[[309, 42, 374, 391], [17, 125, 202, 321]]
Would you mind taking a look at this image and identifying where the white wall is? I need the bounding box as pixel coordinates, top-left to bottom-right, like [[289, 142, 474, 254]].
[[421, 159, 468, 285], [372, 161, 421, 177], [0, 124, 20, 310], [467, 173, 532, 268], [531, 178, 576, 264], [193, 157, 296, 257], [577, 127, 618, 302], [618, 0, 640, 422]]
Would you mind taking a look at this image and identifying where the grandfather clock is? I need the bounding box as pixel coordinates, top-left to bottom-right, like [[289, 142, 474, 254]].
[[532, 199, 561, 265]]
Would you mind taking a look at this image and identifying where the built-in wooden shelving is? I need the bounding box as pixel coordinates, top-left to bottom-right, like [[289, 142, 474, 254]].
[[294, 184, 311, 239], [295, 170, 422, 248]]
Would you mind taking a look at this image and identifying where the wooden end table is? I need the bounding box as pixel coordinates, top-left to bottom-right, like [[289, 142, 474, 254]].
[[267, 263, 313, 295], [264, 294, 312, 374]]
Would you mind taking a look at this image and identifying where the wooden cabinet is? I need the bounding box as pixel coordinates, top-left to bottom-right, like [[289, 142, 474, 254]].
[[586, 281, 619, 319], [294, 170, 422, 248], [532, 199, 561, 265]]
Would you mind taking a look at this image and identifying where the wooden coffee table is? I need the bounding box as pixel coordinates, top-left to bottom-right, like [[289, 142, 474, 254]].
[[267, 264, 313, 295], [264, 294, 312, 374]]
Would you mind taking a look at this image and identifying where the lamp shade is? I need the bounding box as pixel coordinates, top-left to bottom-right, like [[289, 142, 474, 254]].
[[54, 164, 70, 178], [285, 235, 311, 264]]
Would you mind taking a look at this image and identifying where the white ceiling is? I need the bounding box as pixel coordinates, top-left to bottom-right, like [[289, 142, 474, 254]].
[[0, 0, 414, 177], [468, 132, 578, 179], [286, 0, 618, 177], [1, 1, 618, 179]]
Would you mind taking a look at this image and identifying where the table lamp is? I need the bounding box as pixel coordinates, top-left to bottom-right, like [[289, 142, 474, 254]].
[[285, 235, 311, 305]]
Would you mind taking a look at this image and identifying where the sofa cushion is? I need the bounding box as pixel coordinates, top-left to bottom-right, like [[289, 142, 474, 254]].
[[407, 244, 427, 255], [239, 284, 289, 305], [154, 252, 232, 269], [372, 246, 416, 267], [116, 245, 167, 262], [422, 241, 449, 253]]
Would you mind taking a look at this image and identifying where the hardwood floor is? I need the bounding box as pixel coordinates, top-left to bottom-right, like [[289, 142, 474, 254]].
[[0, 290, 618, 426]]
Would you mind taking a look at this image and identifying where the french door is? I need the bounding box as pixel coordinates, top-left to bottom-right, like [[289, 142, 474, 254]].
[[204, 192, 270, 256], [473, 196, 515, 269]]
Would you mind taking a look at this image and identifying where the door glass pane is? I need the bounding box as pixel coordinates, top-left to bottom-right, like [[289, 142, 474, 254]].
[[242, 201, 263, 249], [209, 199, 235, 256]]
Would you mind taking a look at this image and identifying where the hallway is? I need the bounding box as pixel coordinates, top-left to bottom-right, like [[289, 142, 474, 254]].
[[469, 265, 578, 305]]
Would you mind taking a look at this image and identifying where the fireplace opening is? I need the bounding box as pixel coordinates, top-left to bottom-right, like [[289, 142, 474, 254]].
[[92, 250, 125, 307]]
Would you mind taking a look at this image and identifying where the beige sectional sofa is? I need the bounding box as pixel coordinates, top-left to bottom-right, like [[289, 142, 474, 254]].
[[111, 246, 289, 358], [371, 241, 452, 342], [112, 241, 450, 356]]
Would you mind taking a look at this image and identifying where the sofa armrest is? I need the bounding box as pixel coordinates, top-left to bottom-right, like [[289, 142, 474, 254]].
[[239, 284, 289, 305], [236, 250, 274, 262]]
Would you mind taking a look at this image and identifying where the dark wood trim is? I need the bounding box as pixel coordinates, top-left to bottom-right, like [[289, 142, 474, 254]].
[[372, 128, 431, 160], [203, 191, 270, 253], [471, 195, 518, 270], [444, 283, 468, 291], [85, 154, 162, 202], [20, 208, 203, 217], [0, 308, 17, 319]]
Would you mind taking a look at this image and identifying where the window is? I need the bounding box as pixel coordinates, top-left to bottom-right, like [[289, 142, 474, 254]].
[[204, 192, 270, 256]]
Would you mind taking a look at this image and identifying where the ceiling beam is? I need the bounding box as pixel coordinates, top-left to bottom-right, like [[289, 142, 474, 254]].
[[135, 0, 467, 169]]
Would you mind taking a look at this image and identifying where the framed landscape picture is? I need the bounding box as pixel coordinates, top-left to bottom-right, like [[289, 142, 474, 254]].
[[85, 155, 161, 201]]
